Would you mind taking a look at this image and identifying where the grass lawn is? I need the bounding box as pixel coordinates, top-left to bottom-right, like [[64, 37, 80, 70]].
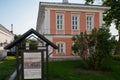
[[48, 59, 120, 80], [0, 56, 120, 80], [0, 56, 16, 80]]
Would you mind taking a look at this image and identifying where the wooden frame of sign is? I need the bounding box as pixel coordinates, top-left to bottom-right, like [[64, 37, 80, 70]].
[[21, 50, 44, 80]]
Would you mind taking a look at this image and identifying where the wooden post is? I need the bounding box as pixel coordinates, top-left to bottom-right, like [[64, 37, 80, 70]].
[[21, 51, 24, 80], [16, 46, 19, 80], [46, 44, 48, 80], [42, 50, 44, 80]]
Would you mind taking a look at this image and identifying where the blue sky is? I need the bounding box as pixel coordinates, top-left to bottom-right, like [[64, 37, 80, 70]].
[[0, 0, 118, 36]]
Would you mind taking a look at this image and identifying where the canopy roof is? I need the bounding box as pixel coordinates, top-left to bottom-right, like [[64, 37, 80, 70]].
[[4, 28, 58, 49]]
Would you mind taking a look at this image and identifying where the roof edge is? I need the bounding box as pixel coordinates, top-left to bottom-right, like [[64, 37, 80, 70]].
[[0, 24, 14, 36], [40, 2, 110, 10]]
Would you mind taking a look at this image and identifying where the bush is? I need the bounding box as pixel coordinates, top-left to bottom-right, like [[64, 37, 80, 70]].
[[72, 27, 116, 70], [112, 55, 120, 61]]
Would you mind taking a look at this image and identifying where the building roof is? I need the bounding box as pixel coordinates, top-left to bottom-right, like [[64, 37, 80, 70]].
[[0, 24, 14, 36], [39, 2, 110, 10]]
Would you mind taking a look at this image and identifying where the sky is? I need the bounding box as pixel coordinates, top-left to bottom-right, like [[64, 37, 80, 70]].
[[0, 0, 118, 36]]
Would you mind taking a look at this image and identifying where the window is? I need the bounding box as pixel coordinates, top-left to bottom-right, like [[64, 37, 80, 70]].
[[56, 14, 64, 30], [72, 15, 79, 30], [86, 15, 94, 31], [56, 42, 66, 54]]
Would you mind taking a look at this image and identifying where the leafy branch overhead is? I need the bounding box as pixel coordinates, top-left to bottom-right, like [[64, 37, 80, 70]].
[[85, 0, 120, 54]]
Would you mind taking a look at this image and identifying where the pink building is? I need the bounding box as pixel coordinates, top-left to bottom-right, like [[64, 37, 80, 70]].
[[36, 1, 110, 58]]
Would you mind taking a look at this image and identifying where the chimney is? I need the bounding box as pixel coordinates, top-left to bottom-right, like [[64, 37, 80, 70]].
[[11, 24, 13, 33], [63, 0, 68, 3]]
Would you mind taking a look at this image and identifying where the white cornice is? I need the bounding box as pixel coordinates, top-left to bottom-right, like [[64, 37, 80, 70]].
[[0, 24, 14, 36], [40, 2, 110, 11]]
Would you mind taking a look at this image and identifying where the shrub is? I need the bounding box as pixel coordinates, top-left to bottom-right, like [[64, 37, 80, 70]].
[[112, 55, 120, 61], [72, 26, 116, 70]]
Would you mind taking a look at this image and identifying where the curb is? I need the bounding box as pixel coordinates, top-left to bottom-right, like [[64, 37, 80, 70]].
[[9, 64, 21, 80]]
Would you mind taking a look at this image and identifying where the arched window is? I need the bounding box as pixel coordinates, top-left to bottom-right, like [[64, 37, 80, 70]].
[[56, 42, 66, 54]]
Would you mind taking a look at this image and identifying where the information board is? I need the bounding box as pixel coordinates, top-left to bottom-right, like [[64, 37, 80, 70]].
[[23, 52, 42, 79]]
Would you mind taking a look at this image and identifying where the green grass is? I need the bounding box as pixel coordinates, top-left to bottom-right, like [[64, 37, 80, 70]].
[[48, 59, 120, 80], [0, 56, 120, 80], [0, 56, 16, 80]]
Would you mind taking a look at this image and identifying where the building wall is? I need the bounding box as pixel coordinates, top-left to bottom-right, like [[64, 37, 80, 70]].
[[50, 10, 99, 34], [53, 37, 73, 56], [0, 30, 13, 43], [0, 25, 14, 58], [0, 29, 14, 50], [49, 10, 100, 56], [36, 3, 109, 57]]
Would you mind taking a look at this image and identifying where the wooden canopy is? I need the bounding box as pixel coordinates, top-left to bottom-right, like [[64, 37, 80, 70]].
[[4, 28, 58, 49]]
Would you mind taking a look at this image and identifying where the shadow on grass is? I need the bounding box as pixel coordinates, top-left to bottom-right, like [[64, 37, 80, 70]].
[[48, 60, 120, 80]]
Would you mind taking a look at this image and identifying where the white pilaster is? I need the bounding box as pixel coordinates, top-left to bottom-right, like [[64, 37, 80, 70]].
[[99, 12, 103, 27]]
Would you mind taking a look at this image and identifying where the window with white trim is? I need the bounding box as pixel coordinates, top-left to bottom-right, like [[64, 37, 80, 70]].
[[56, 42, 66, 54], [56, 14, 64, 30], [72, 15, 79, 30], [86, 15, 94, 31]]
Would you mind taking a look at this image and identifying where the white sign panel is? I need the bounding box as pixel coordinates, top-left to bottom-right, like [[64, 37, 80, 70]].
[[23, 52, 42, 79]]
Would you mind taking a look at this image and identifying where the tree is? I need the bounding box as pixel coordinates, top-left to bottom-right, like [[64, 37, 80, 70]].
[[72, 32, 90, 60], [72, 27, 116, 70], [85, 0, 120, 55], [14, 34, 21, 40], [14, 34, 38, 50], [85, 0, 94, 4], [25, 39, 38, 49]]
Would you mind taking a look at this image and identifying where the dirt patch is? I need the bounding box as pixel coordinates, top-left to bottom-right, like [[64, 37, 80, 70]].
[[74, 67, 112, 73]]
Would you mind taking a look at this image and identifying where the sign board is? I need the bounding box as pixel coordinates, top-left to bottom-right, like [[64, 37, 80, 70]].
[[23, 52, 42, 79]]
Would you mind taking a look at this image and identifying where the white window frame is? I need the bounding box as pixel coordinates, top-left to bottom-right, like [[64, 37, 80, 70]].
[[71, 14, 80, 30], [56, 42, 66, 54], [56, 13, 64, 30], [86, 15, 94, 31]]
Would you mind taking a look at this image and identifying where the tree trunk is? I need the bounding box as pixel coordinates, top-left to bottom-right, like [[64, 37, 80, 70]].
[[114, 31, 120, 55]]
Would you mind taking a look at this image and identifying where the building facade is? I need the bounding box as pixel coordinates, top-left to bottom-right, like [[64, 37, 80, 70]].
[[0, 24, 14, 58], [36, 1, 110, 58]]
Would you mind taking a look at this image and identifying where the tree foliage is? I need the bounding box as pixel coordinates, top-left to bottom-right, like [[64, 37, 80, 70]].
[[72, 27, 116, 70], [85, 0, 94, 4], [14, 34, 21, 40], [72, 32, 90, 60], [85, 0, 120, 31], [85, 0, 120, 54], [102, 0, 120, 32], [14, 34, 38, 50]]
